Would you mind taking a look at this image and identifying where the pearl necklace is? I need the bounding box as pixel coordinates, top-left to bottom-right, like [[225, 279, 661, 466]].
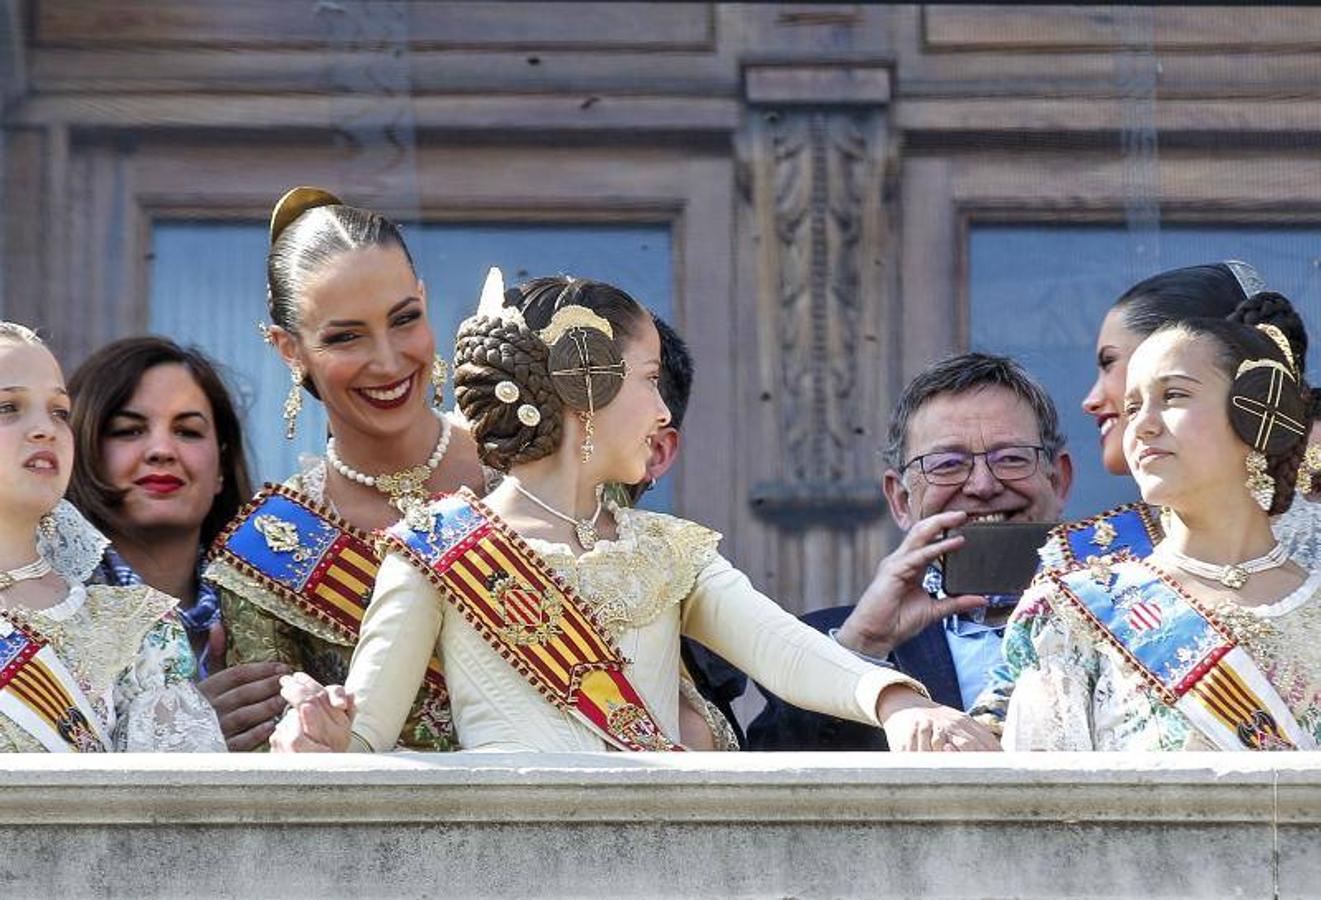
[[1163, 541, 1290, 590], [0, 558, 53, 609], [507, 477, 603, 550], [326, 409, 451, 532]]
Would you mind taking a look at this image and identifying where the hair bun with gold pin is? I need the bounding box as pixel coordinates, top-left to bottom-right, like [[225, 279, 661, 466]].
[[269, 186, 343, 244]]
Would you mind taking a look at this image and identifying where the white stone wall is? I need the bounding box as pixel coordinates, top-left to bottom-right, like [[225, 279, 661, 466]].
[[1, 752, 1314, 898]]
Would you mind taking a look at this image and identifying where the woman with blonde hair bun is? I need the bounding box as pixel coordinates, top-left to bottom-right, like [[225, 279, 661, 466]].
[[0, 323, 224, 751]]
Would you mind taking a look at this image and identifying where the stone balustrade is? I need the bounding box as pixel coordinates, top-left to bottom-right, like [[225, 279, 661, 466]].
[[1, 752, 1314, 898]]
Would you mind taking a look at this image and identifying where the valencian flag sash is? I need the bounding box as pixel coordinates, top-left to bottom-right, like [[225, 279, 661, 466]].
[[385, 489, 684, 752], [0, 618, 109, 752], [1039, 503, 1163, 574], [1053, 555, 1315, 751], [212, 485, 450, 714]]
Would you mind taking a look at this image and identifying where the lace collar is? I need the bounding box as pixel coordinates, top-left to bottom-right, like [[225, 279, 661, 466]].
[[36, 501, 111, 584]]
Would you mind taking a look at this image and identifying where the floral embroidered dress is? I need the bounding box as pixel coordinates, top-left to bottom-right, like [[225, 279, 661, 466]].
[[346, 503, 923, 752], [1001, 563, 1321, 751], [209, 458, 456, 750], [0, 580, 226, 752]]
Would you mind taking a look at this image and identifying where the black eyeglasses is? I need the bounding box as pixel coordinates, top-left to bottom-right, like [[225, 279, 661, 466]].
[[901, 445, 1047, 486]]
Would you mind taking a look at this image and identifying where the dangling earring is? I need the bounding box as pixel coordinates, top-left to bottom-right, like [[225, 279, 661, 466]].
[[283, 363, 305, 441], [1246, 450, 1274, 511], [430, 355, 449, 411], [37, 514, 57, 541], [579, 411, 595, 463], [1297, 444, 1321, 496]]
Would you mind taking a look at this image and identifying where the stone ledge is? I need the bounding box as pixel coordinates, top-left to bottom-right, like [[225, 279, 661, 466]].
[[2, 753, 1313, 899], [0, 751, 1311, 824]]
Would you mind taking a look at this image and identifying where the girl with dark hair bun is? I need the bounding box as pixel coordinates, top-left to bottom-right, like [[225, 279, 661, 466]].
[[272, 271, 998, 754], [971, 263, 1321, 738], [1004, 306, 1321, 751], [204, 187, 486, 752]]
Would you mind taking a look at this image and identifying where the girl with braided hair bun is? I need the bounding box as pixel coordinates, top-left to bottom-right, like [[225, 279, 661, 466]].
[[272, 271, 998, 753], [1003, 300, 1321, 751]]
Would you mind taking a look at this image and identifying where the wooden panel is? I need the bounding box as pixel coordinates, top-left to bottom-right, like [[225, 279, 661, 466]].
[[13, 93, 740, 133], [744, 64, 891, 106], [895, 98, 1321, 135], [925, 6, 1321, 52], [35, 1, 714, 50]]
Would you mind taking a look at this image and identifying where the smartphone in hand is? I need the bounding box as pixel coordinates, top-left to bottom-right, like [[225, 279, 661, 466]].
[[940, 522, 1056, 596]]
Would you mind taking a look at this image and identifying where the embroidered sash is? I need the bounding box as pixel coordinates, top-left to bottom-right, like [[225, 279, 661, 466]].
[[212, 485, 451, 732], [384, 490, 684, 752], [1042, 503, 1163, 573], [1054, 556, 1314, 751], [0, 618, 109, 752]]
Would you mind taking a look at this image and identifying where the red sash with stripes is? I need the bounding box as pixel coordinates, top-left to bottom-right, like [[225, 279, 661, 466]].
[[211, 485, 451, 745], [385, 490, 683, 752]]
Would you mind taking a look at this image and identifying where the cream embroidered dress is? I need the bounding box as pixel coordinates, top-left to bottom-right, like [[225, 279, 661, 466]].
[[0, 580, 226, 752], [1002, 566, 1321, 751], [347, 504, 922, 751]]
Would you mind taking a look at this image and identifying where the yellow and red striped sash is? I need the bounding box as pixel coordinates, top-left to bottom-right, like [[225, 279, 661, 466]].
[[385, 490, 683, 752], [212, 485, 450, 733], [0, 619, 108, 752]]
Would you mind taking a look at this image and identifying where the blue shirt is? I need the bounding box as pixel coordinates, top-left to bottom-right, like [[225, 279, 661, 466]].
[[923, 568, 1013, 711]]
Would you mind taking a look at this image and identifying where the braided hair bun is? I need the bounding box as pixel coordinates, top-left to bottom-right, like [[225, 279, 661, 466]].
[[1229, 291, 1308, 376], [1215, 290, 1321, 510], [453, 315, 565, 471]]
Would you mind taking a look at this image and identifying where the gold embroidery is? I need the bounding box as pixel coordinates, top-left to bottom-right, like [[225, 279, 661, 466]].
[[490, 572, 565, 646], [1091, 520, 1117, 550], [253, 514, 312, 562]]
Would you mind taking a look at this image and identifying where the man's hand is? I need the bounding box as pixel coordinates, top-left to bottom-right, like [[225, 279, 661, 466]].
[[876, 685, 1001, 752], [835, 509, 988, 658], [197, 661, 293, 752]]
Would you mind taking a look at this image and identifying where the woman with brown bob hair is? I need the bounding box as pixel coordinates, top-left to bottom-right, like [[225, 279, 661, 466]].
[[67, 336, 288, 751]]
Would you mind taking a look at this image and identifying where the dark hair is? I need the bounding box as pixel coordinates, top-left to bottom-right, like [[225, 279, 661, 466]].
[[66, 336, 255, 548], [883, 352, 1065, 469], [453, 276, 651, 470], [1114, 263, 1253, 340], [267, 201, 416, 399], [1153, 292, 1311, 515], [654, 315, 693, 432]]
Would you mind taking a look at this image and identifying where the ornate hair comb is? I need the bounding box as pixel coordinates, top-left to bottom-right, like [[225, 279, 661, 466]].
[[269, 186, 342, 244]]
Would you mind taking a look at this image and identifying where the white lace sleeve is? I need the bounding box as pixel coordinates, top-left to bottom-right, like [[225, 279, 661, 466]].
[[112, 613, 226, 752], [37, 500, 110, 583], [1273, 496, 1321, 571]]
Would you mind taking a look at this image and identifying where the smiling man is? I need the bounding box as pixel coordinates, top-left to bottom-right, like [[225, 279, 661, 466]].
[[748, 352, 1072, 750]]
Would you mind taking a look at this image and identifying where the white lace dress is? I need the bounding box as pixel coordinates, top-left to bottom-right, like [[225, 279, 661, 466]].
[[0, 580, 226, 752], [345, 504, 923, 751]]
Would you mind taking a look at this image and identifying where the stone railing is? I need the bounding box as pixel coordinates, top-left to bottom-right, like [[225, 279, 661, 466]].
[[1, 753, 1313, 898]]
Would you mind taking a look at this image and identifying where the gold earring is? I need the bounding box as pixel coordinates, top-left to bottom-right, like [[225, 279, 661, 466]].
[[579, 411, 595, 463], [430, 355, 448, 410], [283, 363, 305, 440], [37, 513, 57, 541], [1297, 444, 1321, 496], [1246, 449, 1274, 511]]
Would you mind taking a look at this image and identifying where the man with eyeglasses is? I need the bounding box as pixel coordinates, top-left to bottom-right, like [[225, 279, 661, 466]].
[[748, 352, 1072, 750]]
